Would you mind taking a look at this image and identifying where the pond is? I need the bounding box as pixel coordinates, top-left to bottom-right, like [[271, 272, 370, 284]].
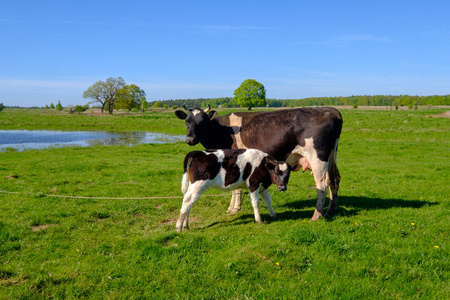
[[0, 130, 185, 152]]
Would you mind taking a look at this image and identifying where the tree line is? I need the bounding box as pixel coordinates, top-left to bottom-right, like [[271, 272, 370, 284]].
[[80, 78, 449, 113], [151, 94, 450, 109]]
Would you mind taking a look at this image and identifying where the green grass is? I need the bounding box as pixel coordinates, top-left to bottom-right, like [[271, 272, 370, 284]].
[[0, 108, 185, 133], [0, 107, 449, 299]]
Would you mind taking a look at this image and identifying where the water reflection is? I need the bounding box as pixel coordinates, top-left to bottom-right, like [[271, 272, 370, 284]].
[[0, 130, 185, 152]]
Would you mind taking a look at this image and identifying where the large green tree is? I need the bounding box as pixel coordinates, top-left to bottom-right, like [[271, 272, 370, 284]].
[[233, 79, 266, 109], [82, 77, 126, 114], [116, 84, 147, 111]]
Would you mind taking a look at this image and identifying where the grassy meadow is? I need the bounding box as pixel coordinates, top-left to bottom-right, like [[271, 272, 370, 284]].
[[0, 107, 449, 299]]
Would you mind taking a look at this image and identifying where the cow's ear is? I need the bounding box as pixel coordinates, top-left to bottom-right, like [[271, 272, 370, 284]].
[[208, 110, 217, 120], [175, 110, 187, 120], [291, 163, 301, 172]]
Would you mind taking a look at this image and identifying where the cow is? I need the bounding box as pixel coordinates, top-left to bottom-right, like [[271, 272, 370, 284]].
[[175, 105, 343, 220], [176, 148, 293, 232]]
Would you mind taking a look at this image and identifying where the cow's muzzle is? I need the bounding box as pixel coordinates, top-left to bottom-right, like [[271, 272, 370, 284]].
[[185, 136, 198, 145]]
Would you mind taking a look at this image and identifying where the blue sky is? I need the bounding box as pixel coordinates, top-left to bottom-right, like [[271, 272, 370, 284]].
[[1, 0, 449, 107]]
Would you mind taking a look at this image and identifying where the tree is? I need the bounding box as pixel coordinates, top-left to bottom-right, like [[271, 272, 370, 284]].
[[50, 103, 55, 109], [233, 79, 266, 109], [116, 84, 146, 111], [0, 103, 4, 112], [152, 101, 163, 108], [82, 77, 126, 114], [141, 100, 149, 112], [55, 101, 63, 111]]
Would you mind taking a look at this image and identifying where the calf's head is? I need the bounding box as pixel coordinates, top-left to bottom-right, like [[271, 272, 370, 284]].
[[175, 104, 217, 145], [265, 157, 293, 192]]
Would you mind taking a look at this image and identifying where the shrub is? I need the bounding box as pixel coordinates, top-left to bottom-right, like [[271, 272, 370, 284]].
[[66, 105, 76, 114]]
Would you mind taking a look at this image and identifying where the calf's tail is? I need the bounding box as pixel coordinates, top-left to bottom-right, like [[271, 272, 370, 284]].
[[181, 172, 189, 194], [181, 155, 194, 195]]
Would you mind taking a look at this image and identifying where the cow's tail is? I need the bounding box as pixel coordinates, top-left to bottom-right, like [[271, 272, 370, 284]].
[[181, 154, 195, 194], [327, 113, 342, 192], [327, 138, 341, 192]]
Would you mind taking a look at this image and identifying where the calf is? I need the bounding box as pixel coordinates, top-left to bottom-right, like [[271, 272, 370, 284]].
[[176, 148, 293, 232]]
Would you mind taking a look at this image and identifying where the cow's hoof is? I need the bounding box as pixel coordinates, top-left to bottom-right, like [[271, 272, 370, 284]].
[[228, 208, 241, 214], [326, 208, 336, 218]]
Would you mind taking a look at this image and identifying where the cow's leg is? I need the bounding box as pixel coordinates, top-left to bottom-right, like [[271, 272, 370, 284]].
[[226, 189, 243, 214], [249, 190, 263, 223], [176, 182, 206, 232], [310, 160, 329, 221], [260, 189, 277, 219], [226, 191, 236, 213]]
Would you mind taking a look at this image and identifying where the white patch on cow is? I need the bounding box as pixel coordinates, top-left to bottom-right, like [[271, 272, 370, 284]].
[[289, 138, 327, 186], [289, 138, 317, 166], [279, 163, 288, 172], [229, 113, 246, 148], [192, 109, 202, 116]]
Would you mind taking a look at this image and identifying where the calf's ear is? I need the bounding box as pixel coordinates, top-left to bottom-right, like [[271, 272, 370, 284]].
[[175, 110, 187, 120], [208, 110, 217, 120], [264, 157, 277, 170]]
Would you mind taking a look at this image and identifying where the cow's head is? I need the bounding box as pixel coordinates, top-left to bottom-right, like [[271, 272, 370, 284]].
[[265, 156, 294, 192], [175, 104, 217, 145]]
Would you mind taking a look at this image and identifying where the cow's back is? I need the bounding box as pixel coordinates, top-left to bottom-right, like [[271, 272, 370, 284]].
[[217, 107, 342, 161]]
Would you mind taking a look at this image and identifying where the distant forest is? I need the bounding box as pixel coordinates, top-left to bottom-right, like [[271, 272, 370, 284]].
[[151, 95, 450, 109]]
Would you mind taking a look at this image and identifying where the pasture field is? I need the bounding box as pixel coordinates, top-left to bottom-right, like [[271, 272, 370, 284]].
[[0, 107, 449, 299]]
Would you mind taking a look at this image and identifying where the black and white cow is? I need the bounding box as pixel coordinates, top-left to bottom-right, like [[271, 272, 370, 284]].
[[175, 105, 343, 220], [176, 149, 293, 232]]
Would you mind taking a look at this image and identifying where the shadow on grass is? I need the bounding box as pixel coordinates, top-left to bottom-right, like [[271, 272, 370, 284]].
[[279, 195, 437, 221], [199, 195, 438, 230]]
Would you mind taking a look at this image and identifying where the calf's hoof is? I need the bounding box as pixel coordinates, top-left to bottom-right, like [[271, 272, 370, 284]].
[[311, 209, 323, 221]]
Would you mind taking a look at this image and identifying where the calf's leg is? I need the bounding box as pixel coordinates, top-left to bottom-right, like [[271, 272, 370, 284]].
[[176, 182, 206, 232], [260, 189, 277, 219], [249, 191, 263, 223]]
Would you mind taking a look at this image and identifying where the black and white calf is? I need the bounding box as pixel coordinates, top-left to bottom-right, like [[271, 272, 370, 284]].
[[176, 149, 293, 232]]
